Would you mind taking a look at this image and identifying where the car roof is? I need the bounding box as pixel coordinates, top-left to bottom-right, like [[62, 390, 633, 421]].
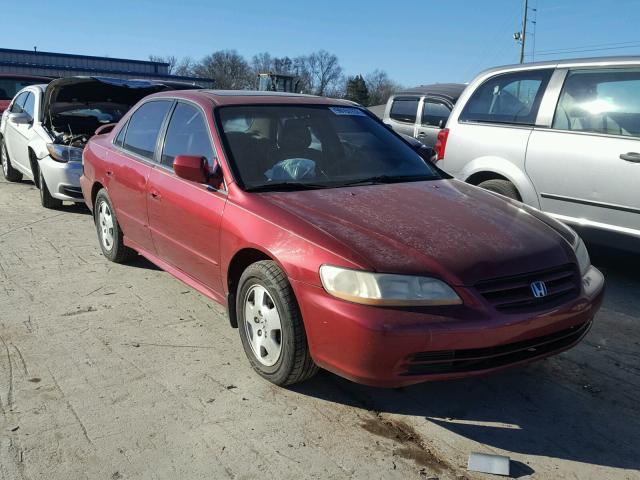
[[477, 55, 640, 77], [144, 89, 360, 107], [393, 83, 467, 101]]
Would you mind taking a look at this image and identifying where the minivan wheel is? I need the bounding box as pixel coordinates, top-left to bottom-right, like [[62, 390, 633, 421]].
[[236, 261, 318, 386], [94, 189, 135, 263], [477, 179, 521, 201], [1, 140, 23, 182], [39, 170, 63, 209]]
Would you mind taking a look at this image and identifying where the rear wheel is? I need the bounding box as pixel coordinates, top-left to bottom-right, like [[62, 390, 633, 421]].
[[39, 170, 63, 209], [94, 189, 135, 263], [477, 179, 521, 201], [1, 140, 23, 182], [237, 261, 318, 386]]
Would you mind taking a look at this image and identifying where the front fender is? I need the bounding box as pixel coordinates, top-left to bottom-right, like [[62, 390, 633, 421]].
[[459, 156, 540, 208]]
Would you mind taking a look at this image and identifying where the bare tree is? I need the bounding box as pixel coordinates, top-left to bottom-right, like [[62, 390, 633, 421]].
[[251, 52, 273, 75], [174, 56, 196, 76], [365, 69, 403, 106], [149, 55, 178, 74], [296, 50, 343, 96], [193, 50, 253, 90]]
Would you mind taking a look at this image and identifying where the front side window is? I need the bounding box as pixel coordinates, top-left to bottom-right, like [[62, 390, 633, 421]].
[[460, 69, 552, 125], [22, 93, 35, 120], [389, 98, 419, 123], [422, 100, 451, 127], [161, 103, 215, 168], [122, 101, 172, 160], [217, 105, 441, 191], [9, 92, 28, 114], [552, 68, 640, 137], [114, 120, 128, 147]]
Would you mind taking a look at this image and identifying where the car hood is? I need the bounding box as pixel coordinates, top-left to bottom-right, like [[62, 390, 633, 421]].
[[42, 76, 169, 123], [262, 180, 575, 286]]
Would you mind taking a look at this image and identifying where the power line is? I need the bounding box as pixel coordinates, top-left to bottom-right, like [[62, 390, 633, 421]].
[[525, 42, 640, 57], [530, 40, 640, 55]]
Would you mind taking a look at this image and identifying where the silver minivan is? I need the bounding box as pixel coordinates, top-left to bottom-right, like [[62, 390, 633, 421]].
[[439, 56, 640, 249]]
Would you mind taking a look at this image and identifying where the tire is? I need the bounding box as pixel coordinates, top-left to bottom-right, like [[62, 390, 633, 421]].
[[477, 179, 521, 201], [39, 170, 63, 209], [94, 189, 135, 263], [1, 140, 23, 182], [236, 260, 318, 386]]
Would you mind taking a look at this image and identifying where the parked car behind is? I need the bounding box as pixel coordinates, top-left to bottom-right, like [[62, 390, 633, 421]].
[[0, 74, 51, 114], [383, 83, 466, 147], [81, 90, 604, 388], [0, 77, 184, 208], [438, 56, 640, 250]]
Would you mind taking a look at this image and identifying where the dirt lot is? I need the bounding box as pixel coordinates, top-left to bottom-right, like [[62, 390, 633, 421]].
[[0, 176, 638, 480]]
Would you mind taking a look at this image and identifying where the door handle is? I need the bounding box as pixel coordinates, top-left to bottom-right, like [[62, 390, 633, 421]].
[[150, 190, 161, 200], [417, 132, 426, 137], [620, 152, 640, 163]]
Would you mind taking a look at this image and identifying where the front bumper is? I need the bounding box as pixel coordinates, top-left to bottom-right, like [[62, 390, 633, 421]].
[[39, 157, 84, 202], [293, 266, 604, 387]]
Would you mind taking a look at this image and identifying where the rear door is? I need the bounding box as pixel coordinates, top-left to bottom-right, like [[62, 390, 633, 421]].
[[147, 101, 227, 295], [526, 67, 640, 234], [109, 99, 173, 253], [386, 96, 420, 137], [415, 97, 451, 146]]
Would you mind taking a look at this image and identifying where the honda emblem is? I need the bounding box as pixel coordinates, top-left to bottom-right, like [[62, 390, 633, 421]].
[[530, 281, 548, 298]]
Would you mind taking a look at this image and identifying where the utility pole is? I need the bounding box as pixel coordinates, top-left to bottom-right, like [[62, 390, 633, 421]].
[[519, 0, 529, 63]]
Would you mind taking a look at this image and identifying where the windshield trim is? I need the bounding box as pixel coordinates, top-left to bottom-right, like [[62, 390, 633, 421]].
[[213, 103, 444, 192]]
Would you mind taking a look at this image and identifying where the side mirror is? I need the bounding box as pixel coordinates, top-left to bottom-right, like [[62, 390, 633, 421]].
[[95, 123, 117, 135], [9, 112, 31, 125], [413, 143, 436, 163], [173, 155, 209, 183]]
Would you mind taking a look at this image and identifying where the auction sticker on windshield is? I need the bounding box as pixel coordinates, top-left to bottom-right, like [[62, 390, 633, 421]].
[[329, 106, 367, 116]]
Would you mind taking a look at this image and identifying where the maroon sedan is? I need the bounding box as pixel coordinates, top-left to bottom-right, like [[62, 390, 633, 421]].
[[80, 90, 604, 387]]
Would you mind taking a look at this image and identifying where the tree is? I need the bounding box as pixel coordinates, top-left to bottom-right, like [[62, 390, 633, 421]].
[[193, 50, 253, 89], [344, 75, 370, 105], [174, 56, 196, 76], [296, 50, 343, 96], [365, 69, 403, 106], [149, 55, 178, 74]]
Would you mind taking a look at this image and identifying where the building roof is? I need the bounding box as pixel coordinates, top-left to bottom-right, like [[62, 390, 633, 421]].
[[0, 47, 169, 66]]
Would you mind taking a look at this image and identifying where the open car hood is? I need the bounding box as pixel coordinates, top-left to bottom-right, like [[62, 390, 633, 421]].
[[42, 76, 178, 125]]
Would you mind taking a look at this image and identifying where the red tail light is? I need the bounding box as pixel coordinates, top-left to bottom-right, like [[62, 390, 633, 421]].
[[435, 128, 449, 161]]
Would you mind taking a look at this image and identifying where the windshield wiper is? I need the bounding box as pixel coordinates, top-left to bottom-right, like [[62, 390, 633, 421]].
[[245, 181, 329, 192], [339, 174, 435, 187]]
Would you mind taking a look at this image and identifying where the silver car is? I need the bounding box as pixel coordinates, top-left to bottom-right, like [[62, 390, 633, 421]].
[[438, 56, 640, 250]]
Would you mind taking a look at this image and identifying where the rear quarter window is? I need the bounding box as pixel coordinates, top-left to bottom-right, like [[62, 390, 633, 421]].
[[389, 97, 419, 123], [460, 69, 552, 125]]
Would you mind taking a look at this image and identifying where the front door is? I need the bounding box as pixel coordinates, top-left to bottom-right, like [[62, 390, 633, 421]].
[[4, 91, 32, 173], [526, 67, 640, 235], [147, 102, 227, 295]]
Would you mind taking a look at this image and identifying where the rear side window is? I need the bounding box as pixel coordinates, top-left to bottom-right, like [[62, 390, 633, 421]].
[[460, 69, 552, 125], [552, 68, 640, 137], [9, 92, 28, 113], [422, 100, 451, 127], [122, 101, 172, 160], [161, 103, 215, 168], [389, 98, 419, 123]]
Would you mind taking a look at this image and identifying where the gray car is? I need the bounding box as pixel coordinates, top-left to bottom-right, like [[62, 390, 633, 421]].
[[438, 56, 640, 250], [382, 83, 466, 147]]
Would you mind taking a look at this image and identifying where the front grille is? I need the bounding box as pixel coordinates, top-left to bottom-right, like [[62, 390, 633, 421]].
[[476, 264, 579, 313], [402, 320, 590, 376]]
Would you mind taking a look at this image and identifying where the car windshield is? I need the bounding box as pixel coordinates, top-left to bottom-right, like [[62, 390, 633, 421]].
[[217, 105, 441, 191]]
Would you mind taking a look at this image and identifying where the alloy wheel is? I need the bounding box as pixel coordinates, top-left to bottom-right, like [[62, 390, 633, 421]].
[[1, 144, 7, 177], [243, 284, 283, 366], [98, 201, 115, 251]]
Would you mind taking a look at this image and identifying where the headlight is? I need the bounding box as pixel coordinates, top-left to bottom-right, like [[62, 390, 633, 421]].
[[47, 144, 83, 163], [574, 235, 591, 277], [319, 265, 462, 306]]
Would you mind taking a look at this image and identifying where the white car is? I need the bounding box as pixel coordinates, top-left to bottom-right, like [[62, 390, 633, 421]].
[[0, 77, 181, 208]]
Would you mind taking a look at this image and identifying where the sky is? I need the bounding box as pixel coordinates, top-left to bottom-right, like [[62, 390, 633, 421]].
[[3, 0, 640, 88]]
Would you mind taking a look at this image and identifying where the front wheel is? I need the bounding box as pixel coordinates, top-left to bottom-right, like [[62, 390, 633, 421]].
[[94, 189, 135, 263], [39, 170, 63, 209], [237, 261, 318, 386], [1, 140, 22, 182]]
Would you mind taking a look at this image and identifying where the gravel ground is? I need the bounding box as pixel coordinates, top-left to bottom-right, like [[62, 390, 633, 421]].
[[0, 176, 638, 480]]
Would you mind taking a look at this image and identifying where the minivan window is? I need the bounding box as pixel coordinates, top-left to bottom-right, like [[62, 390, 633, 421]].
[[460, 69, 552, 125], [122, 101, 172, 160], [22, 93, 35, 120], [161, 103, 214, 169], [422, 100, 451, 127], [9, 92, 28, 114], [552, 68, 640, 138], [389, 98, 419, 123]]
